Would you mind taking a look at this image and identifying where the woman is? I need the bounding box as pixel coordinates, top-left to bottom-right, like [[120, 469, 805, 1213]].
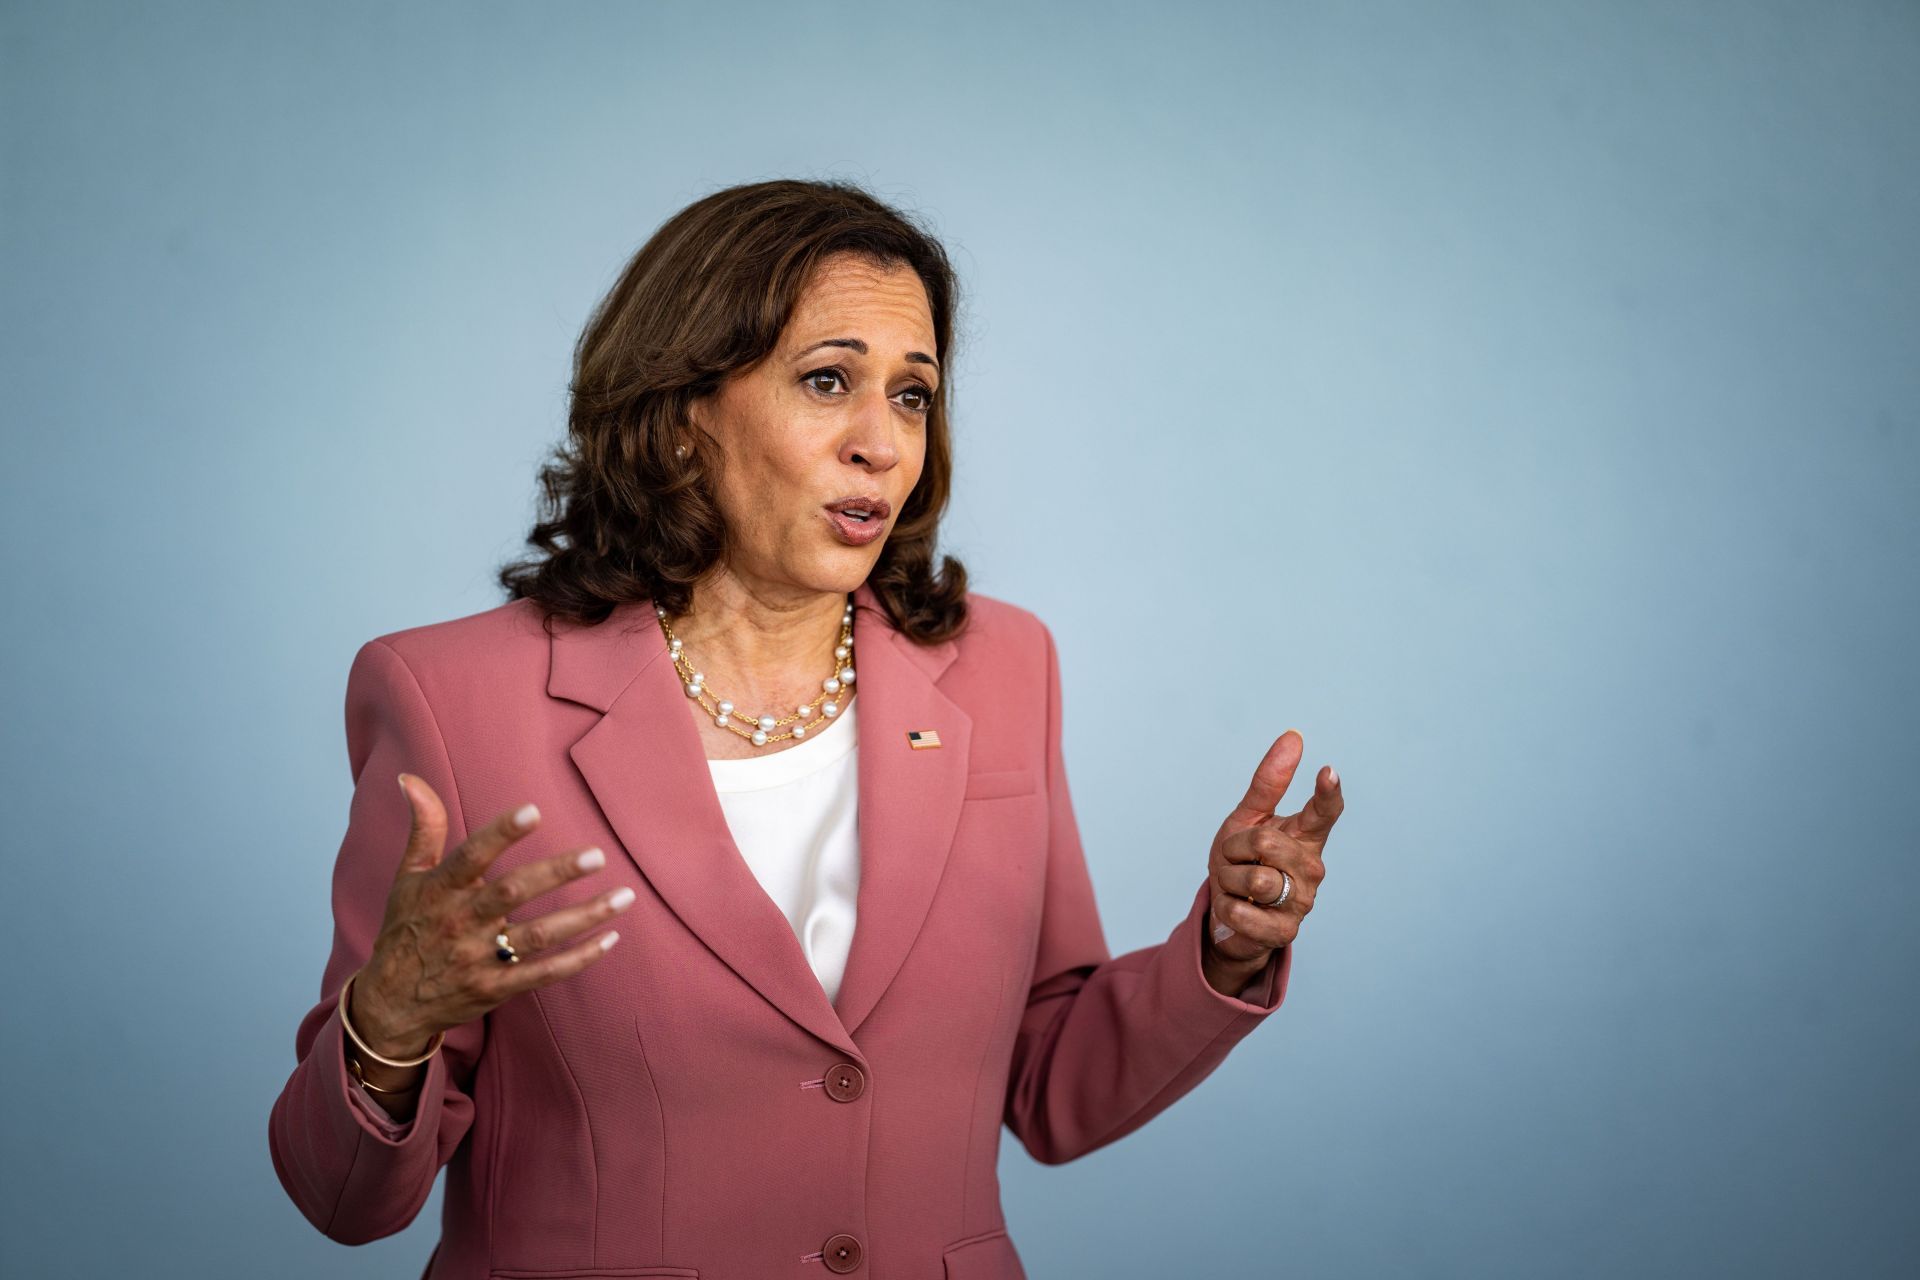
[[268, 178, 1343, 1279]]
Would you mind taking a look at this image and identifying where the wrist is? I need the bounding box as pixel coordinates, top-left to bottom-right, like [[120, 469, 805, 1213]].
[[347, 968, 436, 1060], [1201, 952, 1267, 1000], [1200, 918, 1270, 997]]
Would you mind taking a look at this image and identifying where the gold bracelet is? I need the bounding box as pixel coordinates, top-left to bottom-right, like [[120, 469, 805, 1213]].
[[339, 969, 445, 1068], [346, 1055, 417, 1094]]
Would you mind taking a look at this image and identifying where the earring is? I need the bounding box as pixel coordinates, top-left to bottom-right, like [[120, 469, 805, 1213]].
[[674, 442, 689, 458]]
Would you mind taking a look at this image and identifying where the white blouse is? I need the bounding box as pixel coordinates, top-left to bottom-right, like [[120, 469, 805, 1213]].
[[705, 698, 861, 1005]]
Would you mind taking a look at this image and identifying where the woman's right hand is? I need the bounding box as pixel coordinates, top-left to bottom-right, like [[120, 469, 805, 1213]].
[[347, 772, 632, 1059]]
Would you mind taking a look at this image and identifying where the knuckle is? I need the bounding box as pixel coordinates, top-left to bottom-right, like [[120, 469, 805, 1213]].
[[471, 965, 510, 1003], [448, 933, 487, 968], [472, 882, 509, 920]]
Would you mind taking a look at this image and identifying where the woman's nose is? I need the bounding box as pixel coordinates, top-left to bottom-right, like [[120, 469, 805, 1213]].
[[841, 392, 902, 468]]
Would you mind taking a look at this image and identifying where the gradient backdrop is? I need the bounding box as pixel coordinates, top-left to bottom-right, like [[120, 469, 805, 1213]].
[[3, 1, 1915, 1276]]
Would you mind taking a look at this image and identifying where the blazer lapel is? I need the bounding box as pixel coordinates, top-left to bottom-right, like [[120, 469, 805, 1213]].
[[549, 579, 968, 1054], [833, 580, 968, 1038]]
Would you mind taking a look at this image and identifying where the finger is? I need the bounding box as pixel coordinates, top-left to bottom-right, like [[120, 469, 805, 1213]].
[[495, 926, 621, 998], [1211, 889, 1300, 951], [1221, 730, 1304, 834], [500, 883, 635, 956], [395, 773, 450, 875], [472, 846, 608, 920], [1276, 765, 1344, 842], [437, 801, 543, 888], [1216, 858, 1298, 907], [1216, 820, 1296, 870]]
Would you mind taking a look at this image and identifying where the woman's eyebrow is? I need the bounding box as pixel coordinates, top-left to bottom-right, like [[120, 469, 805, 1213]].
[[795, 336, 939, 377]]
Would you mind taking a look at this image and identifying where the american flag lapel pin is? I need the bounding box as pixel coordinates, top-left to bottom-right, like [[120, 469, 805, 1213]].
[[906, 728, 942, 749]]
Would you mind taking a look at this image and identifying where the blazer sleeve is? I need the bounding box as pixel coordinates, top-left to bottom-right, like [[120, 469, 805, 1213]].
[[268, 638, 486, 1243], [1002, 620, 1293, 1165]]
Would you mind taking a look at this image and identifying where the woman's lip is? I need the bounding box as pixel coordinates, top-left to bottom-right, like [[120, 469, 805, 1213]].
[[824, 507, 887, 546]]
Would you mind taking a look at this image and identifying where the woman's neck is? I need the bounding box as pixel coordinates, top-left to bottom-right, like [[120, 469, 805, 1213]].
[[670, 574, 850, 714]]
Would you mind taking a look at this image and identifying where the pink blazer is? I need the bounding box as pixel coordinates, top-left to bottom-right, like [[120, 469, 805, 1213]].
[[269, 578, 1293, 1280]]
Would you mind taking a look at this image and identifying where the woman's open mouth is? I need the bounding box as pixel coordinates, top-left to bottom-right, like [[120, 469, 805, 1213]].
[[823, 496, 891, 546]]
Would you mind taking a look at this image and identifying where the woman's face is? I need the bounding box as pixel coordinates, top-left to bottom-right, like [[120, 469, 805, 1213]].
[[689, 252, 938, 601]]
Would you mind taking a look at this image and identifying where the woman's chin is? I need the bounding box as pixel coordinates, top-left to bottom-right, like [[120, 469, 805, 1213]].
[[780, 554, 877, 599]]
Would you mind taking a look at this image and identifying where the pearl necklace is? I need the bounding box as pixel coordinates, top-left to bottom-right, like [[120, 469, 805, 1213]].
[[654, 598, 857, 749]]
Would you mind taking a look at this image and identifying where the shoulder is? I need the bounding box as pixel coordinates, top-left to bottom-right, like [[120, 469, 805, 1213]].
[[960, 583, 1052, 637], [953, 588, 1052, 655], [353, 596, 552, 694]]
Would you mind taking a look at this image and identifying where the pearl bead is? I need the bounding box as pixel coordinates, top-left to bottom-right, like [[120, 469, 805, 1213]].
[[835, 645, 848, 660], [792, 724, 806, 738], [751, 729, 768, 746], [797, 704, 811, 717], [669, 637, 682, 650], [840, 666, 855, 683], [714, 713, 730, 727], [823, 701, 838, 717], [684, 682, 700, 697], [758, 715, 775, 730], [823, 677, 841, 694], [655, 605, 665, 616], [718, 699, 733, 715]]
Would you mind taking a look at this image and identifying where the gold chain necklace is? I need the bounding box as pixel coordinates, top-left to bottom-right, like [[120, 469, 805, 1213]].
[[654, 598, 857, 748]]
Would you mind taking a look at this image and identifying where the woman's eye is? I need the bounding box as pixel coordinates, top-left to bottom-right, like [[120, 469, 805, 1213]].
[[806, 368, 935, 414]]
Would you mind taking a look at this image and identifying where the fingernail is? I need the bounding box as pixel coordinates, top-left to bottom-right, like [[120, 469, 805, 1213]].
[[608, 886, 635, 910], [397, 773, 410, 797], [1328, 766, 1339, 787], [599, 930, 620, 950], [514, 803, 540, 829], [1212, 921, 1234, 943], [577, 847, 605, 871]]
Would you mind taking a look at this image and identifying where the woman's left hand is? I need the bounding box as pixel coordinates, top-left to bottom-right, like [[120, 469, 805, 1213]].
[[1205, 730, 1342, 967]]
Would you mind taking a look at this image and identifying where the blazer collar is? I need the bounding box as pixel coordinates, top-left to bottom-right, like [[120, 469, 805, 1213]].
[[549, 578, 969, 1055]]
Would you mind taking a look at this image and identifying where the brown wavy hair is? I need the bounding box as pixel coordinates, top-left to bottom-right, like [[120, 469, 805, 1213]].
[[498, 178, 970, 645]]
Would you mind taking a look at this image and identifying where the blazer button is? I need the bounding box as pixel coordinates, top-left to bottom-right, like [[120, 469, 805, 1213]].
[[821, 1232, 863, 1272], [823, 1062, 866, 1102]]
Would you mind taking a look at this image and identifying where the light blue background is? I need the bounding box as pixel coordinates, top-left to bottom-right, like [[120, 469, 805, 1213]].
[[4, 1, 1915, 1276]]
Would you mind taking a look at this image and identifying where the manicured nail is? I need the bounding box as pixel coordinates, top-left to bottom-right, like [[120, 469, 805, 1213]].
[[1328, 766, 1339, 787], [397, 773, 410, 796], [599, 930, 620, 950], [577, 847, 605, 871], [608, 886, 635, 910], [513, 803, 539, 829], [1212, 921, 1235, 943]]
